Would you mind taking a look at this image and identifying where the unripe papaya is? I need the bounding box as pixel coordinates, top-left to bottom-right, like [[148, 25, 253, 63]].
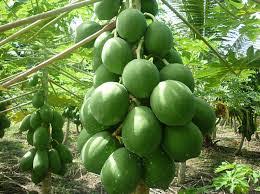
[[101, 148, 142, 194], [122, 106, 162, 156], [56, 144, 73, 164], [77, 129, 92, 152], [32, 91, 45, 108], [19, 115, 31, 132], [33, 150, 49, 180], [160, 63, 195, 92], [30, 111, 42, 129], [150, 80, 195, 126], [94, 0, 121, 20], [141, 0, 158, 16], [48, 149, 62, 174], [143, 148, 175, 190], [89, 82, 129, 126], [116, 8, 147, 43], [122, 59, 159, 98], [102, 37, 133, 75], [163, 122, 203, 162], [51, 111, 64, 130], [75, 21, 102, 48], [39, 104, 53, 123], [81, 131, 120, 174], [33, 127, 50, 149], [93, 64, 119, 88], [20, 148, 36, 171], [144, 21, 173, 57]]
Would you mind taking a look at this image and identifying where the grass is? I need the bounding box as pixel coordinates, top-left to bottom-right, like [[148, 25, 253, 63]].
[[0, 123, 259, 194]]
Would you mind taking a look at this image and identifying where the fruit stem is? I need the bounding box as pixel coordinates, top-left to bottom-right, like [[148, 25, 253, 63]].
[[129, 95, 141, 106], [113, 29, 118, 37], [162, 59, 170, 65], [136, 37, 144, 59], [144, 13, 156, 21], [112, 124, 123, 137]]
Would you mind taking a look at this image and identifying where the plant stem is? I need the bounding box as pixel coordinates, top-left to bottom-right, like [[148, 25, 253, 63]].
[[41, 173, 51, 194], [177, 161, 186, 185], [144, 13, 156, 21], [160, 0, 236, 75], [162, 59, 170, 65], [136, 38, 144, 59], [1, 21, 116, 88], [63, 118, 70, 144], [0, 0, 101, 33], [235, 134, 245, 155]]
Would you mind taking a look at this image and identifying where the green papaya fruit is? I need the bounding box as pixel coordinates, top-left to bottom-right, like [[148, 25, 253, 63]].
[[75, 21, 102, 48], [30, 111, 42, 129], [48, 149, 62, 174], [144, 21, 173, 57], [163, 122, 203, 162], [84, 87, 94, 102], [141, 0, 158, 16], [92, 49, 103, 71], [19, 115, 31, 132], [94, 0, 121, 20], [31, 170, 45, 184], [52, 128, 64, 143], [90, 82, 129, 126], [102, 37, 133, 75], [33, 127, 50, 149], [143, 148, 175, 190], [56, 144, 73, 164], [122, 59, 160, 98], [122, 106, 162, 156], [93, 64, 120, 88], [32, 91, 45, 108], [20, 148, 36, 171], [51, 111, 64, 130], [160, 63, 195, 92], [150, 80, 195, 126], [94, 32, 113, 53], [101, 148, 142, 194], [39, 104, 53, 123], [33, 150, 49, 180], [28, 74, 39, 87], [56, 163, 67, 176], [116, 8, 147, 43], [77, 129, 92, 152], [81, 131, 120, 174], [80, 98, 108, 134], [192, 97, 216, 135]]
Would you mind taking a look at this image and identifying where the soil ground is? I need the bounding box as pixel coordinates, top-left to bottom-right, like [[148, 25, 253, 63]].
[[0, 123, 259, 194]]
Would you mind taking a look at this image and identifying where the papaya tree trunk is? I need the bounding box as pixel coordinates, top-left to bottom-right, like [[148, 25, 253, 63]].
[[177, 161, 186, 185], [41, 173, 51, 194], [235, 134, 245, 155], [234, 118, 237, 133], [41, 70, 51, 194], [63, 118, 70, 144], [132, 181, 149, 194]]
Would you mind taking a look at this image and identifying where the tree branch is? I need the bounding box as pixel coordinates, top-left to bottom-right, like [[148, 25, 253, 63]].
[[160, 0, 237, 75], [0, 20, 46, 47], [1, 21, 116, 88], [0, 0, 101, 33]]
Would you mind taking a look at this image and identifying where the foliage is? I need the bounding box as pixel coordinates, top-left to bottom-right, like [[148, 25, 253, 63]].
[[179, 162, 260, 194]]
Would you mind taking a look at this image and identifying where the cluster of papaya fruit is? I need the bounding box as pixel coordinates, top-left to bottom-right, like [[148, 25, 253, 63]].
[[63, 106, 81, 127], [19, 90, 72, 184], [76, 0, 216, 193], [0, 92, 11, 138]]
